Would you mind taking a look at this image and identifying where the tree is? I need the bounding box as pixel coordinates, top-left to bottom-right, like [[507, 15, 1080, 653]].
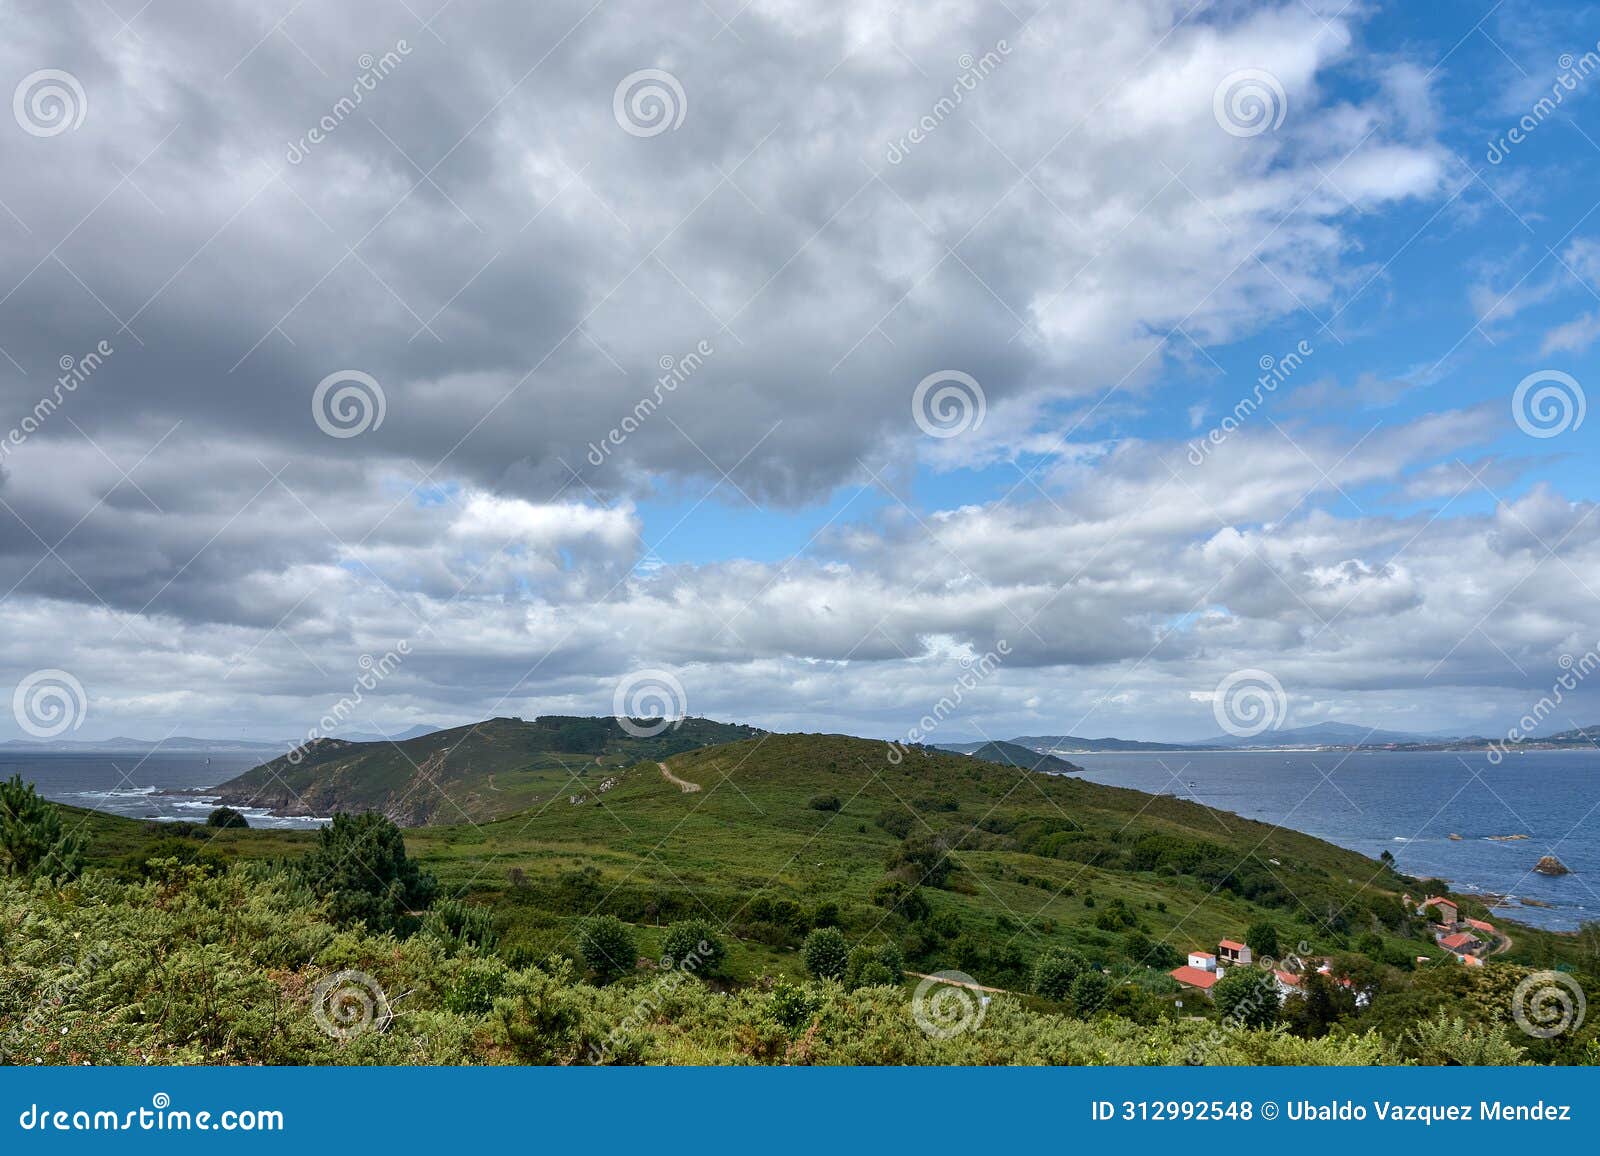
[[801, 926, 849, 980], [1280, 972, 1356, 1038], [1031, 946, 1088, 1001], [844, 942, 904, 989], [0, 774, 84, 880], [1214, 970, 1280, 1029], [296, 812, 436, 934], [807, 794, 842, 812], [1070, 970, 1112, 1016], [1246, 919, 1280, 960], [577, 915, 637, 985], [206, 806, 250, 829], [660, 919, 727, 977]]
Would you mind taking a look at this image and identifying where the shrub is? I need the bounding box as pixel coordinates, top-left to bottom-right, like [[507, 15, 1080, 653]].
[[206, 806, 250, 829], [1070, 970, 1113, 1016], [869, 878, 930, 922], [1246, 920, 1280, 960], [0, 774, 85, 880], [807, 794, 842, 812], [1032, 947, 1089, 1001], [844, 942, 904, 989], [886, 834, 954, 889], [422, 897, 498, 952], [296, 812, 437, 935], [809, 900, 841, 928], [769, 977, 814, 1032], [1214, 970, 1281, 1030], [577, 915, 637, 985], [874, 809, 914, 839], [661, 919, 727, 977], [801, 926, 849, 980], [1123, 930, 1181, 970]]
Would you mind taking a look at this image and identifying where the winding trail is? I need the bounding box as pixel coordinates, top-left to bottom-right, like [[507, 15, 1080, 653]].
[[658, 761, 701, 793]]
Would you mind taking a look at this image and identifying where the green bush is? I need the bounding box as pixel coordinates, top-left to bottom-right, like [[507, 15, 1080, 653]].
[[1070, 970, 1113, 1015], [206, 806, 250, 829], [844, 942, 904, 989], [422, 897, 498, 952], [576, 915, 637, 985], [802, 926, 849, 980], [660, 919, 727, 977], [296, 812, 436, 935], [807, 794, 842, 812], [1214, 969, 1280, 1030], [769, 977, 815, 1033], [1032, 947, 1089, 1001], [0, 774, 84, 880], [887, 834, 954, 889]]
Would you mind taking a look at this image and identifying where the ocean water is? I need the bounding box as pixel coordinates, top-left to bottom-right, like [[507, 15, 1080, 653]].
[[6, 751, 329, 830], [1069, 749, 1599, 932]]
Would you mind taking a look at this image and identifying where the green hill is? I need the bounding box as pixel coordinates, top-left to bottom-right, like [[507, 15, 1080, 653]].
[[210, 715, 764, 825], [959, 740, 1083, 774]]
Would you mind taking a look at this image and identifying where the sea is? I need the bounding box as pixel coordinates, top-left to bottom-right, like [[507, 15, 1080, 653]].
[[1070, 749, 1599, 932], [7, 751, 329, 830]]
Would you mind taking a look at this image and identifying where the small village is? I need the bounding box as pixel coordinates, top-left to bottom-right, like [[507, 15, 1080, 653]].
[[1168, 895, 1500, 1006]]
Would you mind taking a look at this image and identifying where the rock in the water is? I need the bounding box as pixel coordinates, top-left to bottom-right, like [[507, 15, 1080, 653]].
[[1533, 855, 1570, 876], [1448, 833, 1463, 841]]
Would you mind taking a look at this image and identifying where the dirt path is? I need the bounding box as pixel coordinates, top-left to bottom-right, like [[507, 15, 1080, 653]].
[[658, 761, 701, 793], [906, 970, 1013, 995]]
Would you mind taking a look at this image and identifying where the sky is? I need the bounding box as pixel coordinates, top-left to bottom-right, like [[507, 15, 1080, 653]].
[[2, 0, 1600, 747]]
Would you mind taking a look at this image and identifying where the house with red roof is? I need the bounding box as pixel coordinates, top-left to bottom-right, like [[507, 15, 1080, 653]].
[[1465, 918, 1496, 936], [1419, 895, 1459, 926], [1170, 950, 1223, 992], [1217, 939, 1252, 965], [1438, 930, 1483, 960]]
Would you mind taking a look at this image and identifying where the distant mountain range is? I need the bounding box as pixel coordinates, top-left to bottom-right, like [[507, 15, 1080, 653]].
[[1186, 721, 1454, 749], [0, 735, 287, 753]]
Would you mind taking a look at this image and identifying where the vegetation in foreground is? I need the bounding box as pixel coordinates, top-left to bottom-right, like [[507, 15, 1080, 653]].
[[0, 866, 1555, 1066], [3, 733, 1598, 1065]]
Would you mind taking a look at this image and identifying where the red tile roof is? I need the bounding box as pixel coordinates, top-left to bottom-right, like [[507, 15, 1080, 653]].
[[1274, 970, 1302, 987], [1219, 939, 1248, 951], [1190, 951, 1216, 960], [1171, 965, 1220, 989], [1423, 896, 1457, 910], [1466, 918, 1496, 933], [1439, 931, 1478, 950]]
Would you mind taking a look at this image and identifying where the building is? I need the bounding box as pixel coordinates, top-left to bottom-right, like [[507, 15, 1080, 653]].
[[1465, 918, 1496, 936], [1170, 950, 1223, 992], [1217, 939, 1252, 965], [1419, 895, 1459, 925], [1438, 930, 1483, 961]]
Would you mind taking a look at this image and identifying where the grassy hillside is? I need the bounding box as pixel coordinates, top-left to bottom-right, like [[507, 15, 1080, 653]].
[[36, 731, 1595, 1064], [210, 715, 764, 825]]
